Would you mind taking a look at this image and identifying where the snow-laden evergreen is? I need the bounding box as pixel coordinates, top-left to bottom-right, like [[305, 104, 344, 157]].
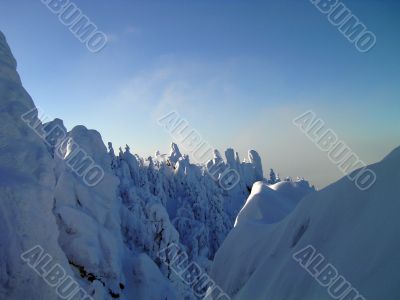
[[108, 141, 272, 268]]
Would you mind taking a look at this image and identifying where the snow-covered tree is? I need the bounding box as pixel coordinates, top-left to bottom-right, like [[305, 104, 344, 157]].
[[269, 168, 277, 184]]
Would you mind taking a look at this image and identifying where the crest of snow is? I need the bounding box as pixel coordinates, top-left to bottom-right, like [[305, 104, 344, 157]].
[[211, 148, 400, 300]]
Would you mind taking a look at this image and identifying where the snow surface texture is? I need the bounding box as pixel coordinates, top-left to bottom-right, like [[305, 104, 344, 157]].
[[211, 147, 400, 299], [0, 31, 315, 299]]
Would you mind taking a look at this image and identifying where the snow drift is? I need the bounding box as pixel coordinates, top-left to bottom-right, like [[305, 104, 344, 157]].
[[211, 147, 400, 300], [235, 179, 314, 226]]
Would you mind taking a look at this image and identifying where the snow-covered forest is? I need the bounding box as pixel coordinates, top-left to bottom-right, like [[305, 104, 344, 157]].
[[1, 8, 399, 298], [0, 31, 316, 299]]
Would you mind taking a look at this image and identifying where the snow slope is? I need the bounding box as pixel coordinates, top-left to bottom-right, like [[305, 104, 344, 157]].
[[211, 147, 400, 300]]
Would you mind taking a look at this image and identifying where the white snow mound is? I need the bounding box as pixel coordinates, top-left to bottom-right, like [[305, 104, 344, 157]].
[[211, 146, 400, 300]]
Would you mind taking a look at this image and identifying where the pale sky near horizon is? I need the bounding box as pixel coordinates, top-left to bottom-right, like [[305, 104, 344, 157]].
[[0, 0, 399, 188]]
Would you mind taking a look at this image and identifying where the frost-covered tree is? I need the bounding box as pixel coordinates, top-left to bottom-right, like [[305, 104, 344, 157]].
[[269, 168, 277, 184], [106, 141, 309, 295]]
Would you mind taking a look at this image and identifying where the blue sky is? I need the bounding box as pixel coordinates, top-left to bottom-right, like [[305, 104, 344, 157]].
[[0, 0, 399, 188]]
